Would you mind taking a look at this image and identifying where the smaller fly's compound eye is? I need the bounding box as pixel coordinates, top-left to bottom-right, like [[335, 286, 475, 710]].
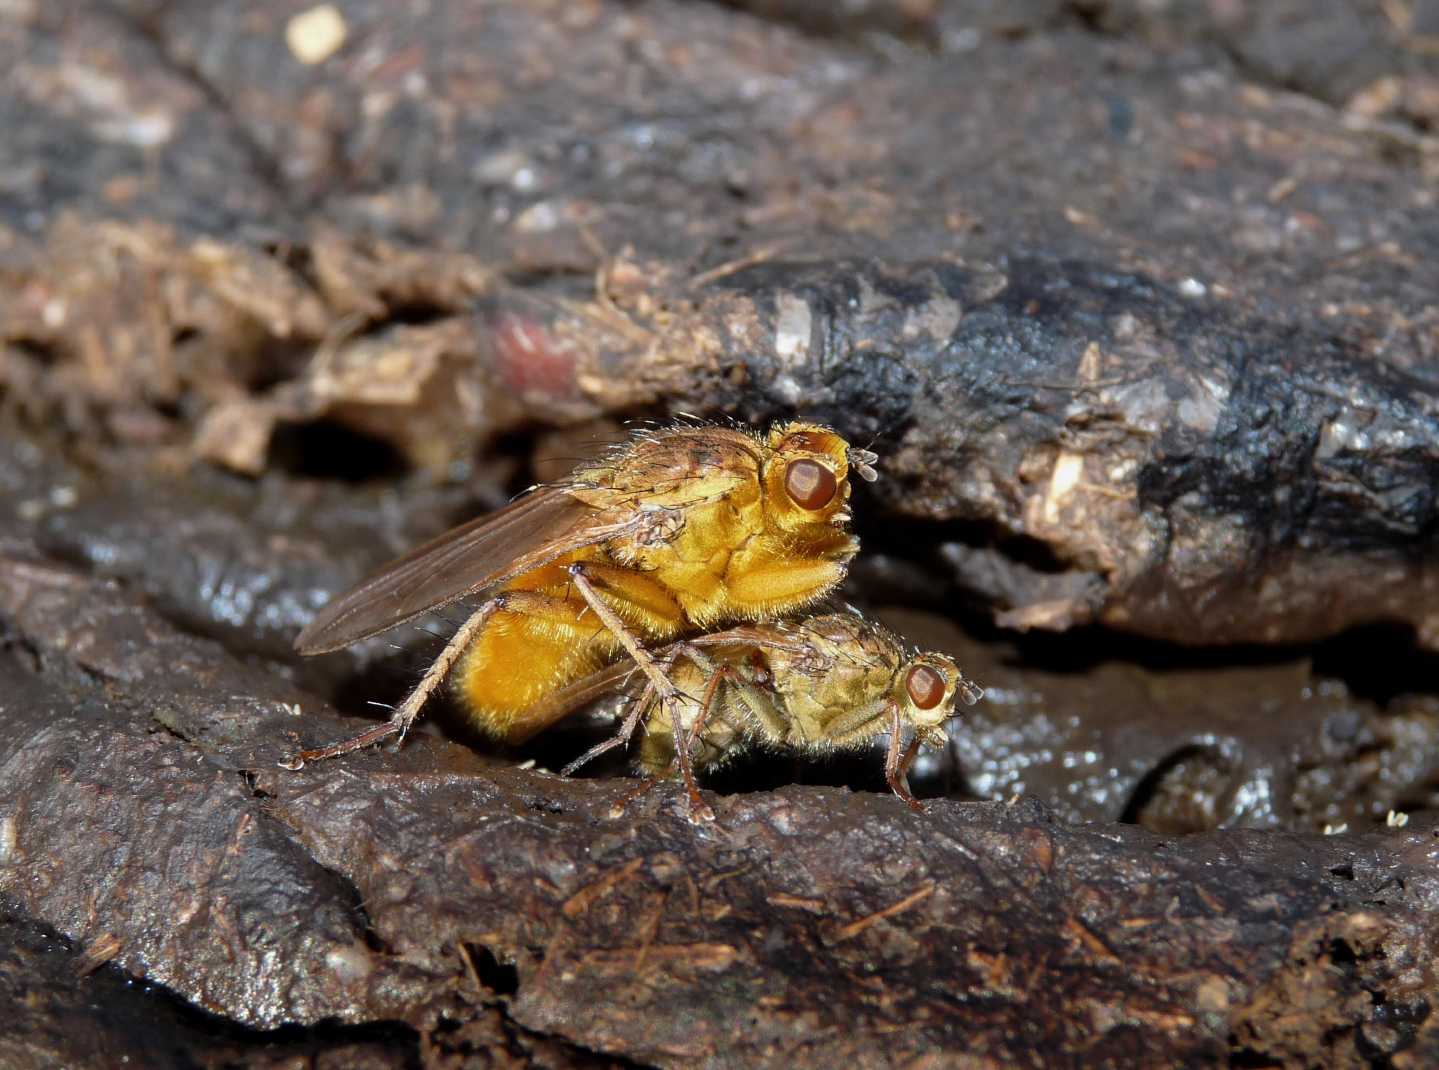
[[905, 664, 947, 710], [784, 458, 838, 510]]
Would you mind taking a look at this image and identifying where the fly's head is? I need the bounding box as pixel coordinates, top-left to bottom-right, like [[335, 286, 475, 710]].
[[892, 652, 982, 748], [761, 422, 874, 535]]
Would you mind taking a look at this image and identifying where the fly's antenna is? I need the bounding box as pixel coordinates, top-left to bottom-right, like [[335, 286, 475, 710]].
[[957, 675, 985, 706], [846, 445, 880, 483], [851, 417, 909, 479]]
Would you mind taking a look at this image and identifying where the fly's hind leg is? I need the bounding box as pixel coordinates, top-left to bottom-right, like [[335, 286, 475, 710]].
[[643, 655, 748, 824], [600, 647, 740, 824], [668, 652, 737, 824], [280, 596, 505, 769], [883, 703, 927, 814]]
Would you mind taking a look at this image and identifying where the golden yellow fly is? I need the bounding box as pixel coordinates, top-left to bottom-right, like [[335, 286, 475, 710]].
[[287, 421, 879, 784], [525, 609, 983, 820]]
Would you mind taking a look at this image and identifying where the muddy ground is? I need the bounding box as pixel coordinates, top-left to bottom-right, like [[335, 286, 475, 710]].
[[3, 1, 1439, 1066]]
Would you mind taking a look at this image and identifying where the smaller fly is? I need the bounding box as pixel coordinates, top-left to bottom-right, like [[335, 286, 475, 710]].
[[526, 609, 983, 820]]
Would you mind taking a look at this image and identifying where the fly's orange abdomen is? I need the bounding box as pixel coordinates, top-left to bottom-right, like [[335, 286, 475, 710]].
[[453, 548, 687, 741], [454, 607, 611, 742]]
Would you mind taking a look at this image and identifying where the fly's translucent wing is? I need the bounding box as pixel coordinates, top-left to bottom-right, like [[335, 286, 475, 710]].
[[295, 428, 767, 655], [295, 488, 647, 654]]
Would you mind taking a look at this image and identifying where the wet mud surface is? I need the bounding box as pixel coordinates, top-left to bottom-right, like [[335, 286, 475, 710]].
[[4, 0, 1439, 1066]]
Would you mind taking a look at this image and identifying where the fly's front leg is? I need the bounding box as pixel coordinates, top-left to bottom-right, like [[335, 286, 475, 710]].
[[898, 733, 925, 778], [896, 733, 926, 801], [281, 596, 505, 768], [724, 557, 848, 612], [884, 703, 926, 813]]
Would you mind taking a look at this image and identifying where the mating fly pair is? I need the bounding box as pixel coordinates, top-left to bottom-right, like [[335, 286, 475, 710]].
[[289, 420, 979, 817]]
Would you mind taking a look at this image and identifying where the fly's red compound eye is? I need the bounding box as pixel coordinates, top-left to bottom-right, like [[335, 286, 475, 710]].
[[784, 459, 837, 510], [905, 664, 946, 710]]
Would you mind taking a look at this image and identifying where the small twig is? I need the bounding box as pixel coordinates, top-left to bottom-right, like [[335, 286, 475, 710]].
[[831, 883, 936, 941]]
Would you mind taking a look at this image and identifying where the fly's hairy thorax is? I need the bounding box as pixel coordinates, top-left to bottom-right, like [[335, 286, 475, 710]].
[[766, 619, 900, 749], [601, 442, 854, 626], [618, 485, 766, 626], [774, 660, 891, 748], [450, 433, 762, 739]]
